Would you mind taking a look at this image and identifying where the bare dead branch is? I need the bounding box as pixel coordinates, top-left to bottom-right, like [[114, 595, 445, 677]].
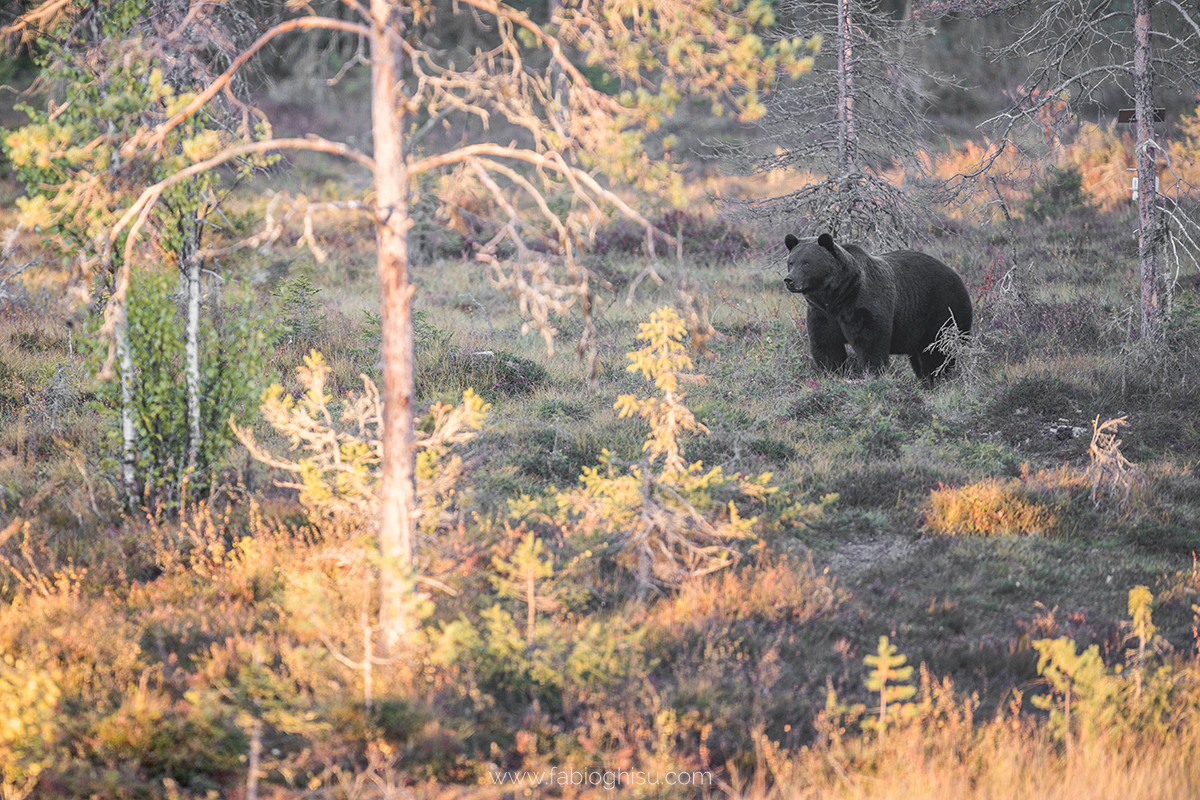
[[139, 16, 372, 154]]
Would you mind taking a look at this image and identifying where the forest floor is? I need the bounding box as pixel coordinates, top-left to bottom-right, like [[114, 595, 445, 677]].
[[3, 166, 1200, 797]]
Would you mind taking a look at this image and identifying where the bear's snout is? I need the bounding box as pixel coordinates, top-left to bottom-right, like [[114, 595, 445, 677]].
[[784, 275, 796, 292]]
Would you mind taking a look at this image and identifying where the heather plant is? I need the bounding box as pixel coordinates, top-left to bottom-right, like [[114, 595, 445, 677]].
[[923, 476, 1063, 537], [0, 644, 61, 800]]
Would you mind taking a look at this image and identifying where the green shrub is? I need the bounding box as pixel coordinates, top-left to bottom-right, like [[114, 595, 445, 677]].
[[94, 269, 273, 505], [1026, 165, 1091, 221], [272, 276, 325, 347], [418, 346, 548, 403]]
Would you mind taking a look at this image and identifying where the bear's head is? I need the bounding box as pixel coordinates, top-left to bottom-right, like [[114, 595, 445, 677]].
[[783, 233, 859, 313]]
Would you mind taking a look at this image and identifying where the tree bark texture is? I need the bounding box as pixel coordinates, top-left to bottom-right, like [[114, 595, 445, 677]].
[[837, 0, 857, 176], [183, 209, 202, 475], [370, 0, 417, 653], [1133, 0, 1163, 340], [117, 303, 137, 502], [246, 717, 263, 800]]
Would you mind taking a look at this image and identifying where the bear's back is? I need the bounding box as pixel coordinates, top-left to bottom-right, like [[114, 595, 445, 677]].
[[878, 249, 972, 351]]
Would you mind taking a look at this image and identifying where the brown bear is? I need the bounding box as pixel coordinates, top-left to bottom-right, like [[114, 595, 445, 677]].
[[783, 233, 972, 386]]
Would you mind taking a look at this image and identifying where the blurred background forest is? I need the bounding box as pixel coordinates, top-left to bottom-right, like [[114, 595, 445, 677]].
[[2, 0, 1200, 797]]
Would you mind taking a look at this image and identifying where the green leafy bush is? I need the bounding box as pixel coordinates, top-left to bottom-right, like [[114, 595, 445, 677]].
[[94, 269, 272, 504]]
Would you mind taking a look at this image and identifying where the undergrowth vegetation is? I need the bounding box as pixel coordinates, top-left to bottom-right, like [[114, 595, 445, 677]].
[[2, 141, 1200, 798]]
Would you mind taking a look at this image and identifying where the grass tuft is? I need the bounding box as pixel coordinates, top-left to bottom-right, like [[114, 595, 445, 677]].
[[924, 474, 1063, 537]]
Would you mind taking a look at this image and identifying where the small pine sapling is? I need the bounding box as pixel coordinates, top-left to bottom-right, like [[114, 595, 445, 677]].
[[1031, 637, 1121, 753], [1129, 585, 1157, 668], [491, 531, 556, 647], [232, 350, 489, 536], [272, 276, 326, 347], [556, 307, 777, 589], [1126, 585, 1159, 699], [233, 352, 486, 683], [862, 635, 916, 738]]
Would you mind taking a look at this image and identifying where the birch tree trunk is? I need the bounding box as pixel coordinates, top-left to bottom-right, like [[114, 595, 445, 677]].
[[370, 0, 418, 652], [1133, 0, 1163, 340], [183, 211, 202, 475], [117, 302, 137, 503]]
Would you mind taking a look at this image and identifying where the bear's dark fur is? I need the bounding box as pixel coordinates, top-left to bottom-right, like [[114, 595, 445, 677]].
[[783, 232, 973, 386]]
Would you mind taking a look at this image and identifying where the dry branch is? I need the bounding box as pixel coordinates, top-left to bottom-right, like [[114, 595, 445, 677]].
[[140, 16, 372, 153], [95, 137, 374, 380]]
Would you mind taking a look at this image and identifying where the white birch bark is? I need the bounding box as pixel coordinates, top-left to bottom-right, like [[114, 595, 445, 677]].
[[184, 217, 202, 473], [117, 301, 137, 501]]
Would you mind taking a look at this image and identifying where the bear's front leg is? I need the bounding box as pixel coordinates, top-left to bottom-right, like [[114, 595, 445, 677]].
[[807, 308, 849, 372], [843, 309, 891, 375], [852, 339, 891, 375]]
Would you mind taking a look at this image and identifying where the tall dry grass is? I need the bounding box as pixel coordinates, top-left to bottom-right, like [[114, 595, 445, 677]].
[[730, 665, 1200, 800]]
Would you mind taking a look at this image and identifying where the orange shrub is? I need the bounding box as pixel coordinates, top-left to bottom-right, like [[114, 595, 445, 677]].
[[1062, 123, 1135, 213], [924, 140, 1035, 222], [919, 109, 1200, 223], [654, 554, 843, 627], [923, 477, 1061, 537], [1166, 106, 1200, 200]]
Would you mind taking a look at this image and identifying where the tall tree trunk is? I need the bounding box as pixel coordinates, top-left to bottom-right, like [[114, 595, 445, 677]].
[[1133, 0, 1163, 340], [837, 0, 857, 176], [371, 0, 417, 652], [183, 210, 202, 477], [117, 301, 137, 505], [246, 718, 263, 800]]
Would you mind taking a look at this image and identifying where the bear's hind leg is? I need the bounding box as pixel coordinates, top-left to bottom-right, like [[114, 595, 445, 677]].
[[908, 354, 927, 385], [911, 349, 951, 387]]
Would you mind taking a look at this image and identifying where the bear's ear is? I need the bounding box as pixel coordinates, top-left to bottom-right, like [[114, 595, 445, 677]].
[[784, 233, 800, 251], [817, 233, 837, 254]]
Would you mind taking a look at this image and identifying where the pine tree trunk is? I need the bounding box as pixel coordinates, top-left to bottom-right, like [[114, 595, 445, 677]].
[[837, 0, 857, 176], [246, 717, 263, 800], [371, 0, 417, 653], [1133, 0, 1163, 340]]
